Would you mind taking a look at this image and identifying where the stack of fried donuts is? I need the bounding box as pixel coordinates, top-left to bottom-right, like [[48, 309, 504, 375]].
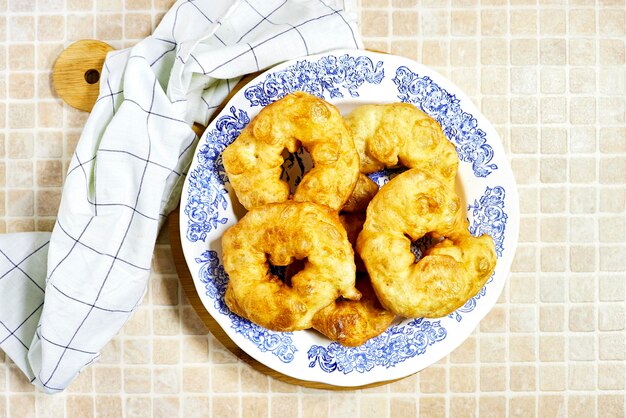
[[221, 91, 497, 347]]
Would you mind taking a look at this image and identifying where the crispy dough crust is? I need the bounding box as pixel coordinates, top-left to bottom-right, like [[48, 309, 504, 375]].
[[312, 275, 396, 347], [222, 92, 359, 211], [357, 168, 497, 318], [342, 103, 458, 211], [313, 212, 395, 346], [341, 173, 379, 213], [345, 103, 458, 182], [222, 201, 360, 332]]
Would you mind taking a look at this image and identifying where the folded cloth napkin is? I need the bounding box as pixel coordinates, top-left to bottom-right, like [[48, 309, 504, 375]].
[[0, 0, 362, 393]]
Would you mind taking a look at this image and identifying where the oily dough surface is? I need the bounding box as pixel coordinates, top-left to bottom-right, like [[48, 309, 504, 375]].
[[340, 102, 458, 212], [222, 201, 360, 332], [222, 91, 359, 211], [312, 212, 396, 346], [345, 103, 458, 186], [219, 94, 497, 347], [357, 168, 497, 318], [312, 274, 396, 347]]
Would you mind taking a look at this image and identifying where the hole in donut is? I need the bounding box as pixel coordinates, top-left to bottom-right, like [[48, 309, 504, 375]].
[[268, 263, 289, 283], [268, 258, 307, 286], [280, 147, 313, 195], [407, 234, 437, 263]]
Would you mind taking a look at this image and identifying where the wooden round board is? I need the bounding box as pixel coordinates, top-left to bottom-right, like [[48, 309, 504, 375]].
[[52, 39, 115, 112]]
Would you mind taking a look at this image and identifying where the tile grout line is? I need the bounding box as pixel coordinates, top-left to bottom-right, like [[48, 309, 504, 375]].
[[2, 5, 8, 233], [562, 1, 571, 413], [530, 3, 540, 413], [592, 2, 601, 415]]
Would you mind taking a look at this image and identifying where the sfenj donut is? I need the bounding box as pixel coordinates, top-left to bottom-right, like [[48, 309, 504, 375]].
[[357, 168, 497, 318], [222, 92, 359, 211], [222, 201, 360, 332]]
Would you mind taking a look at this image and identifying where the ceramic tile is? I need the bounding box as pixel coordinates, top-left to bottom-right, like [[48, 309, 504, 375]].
[[392, 11, 418, 36], [569, 395, 596, 418], [37, 15, 65, 41], [510, 365, 536, 391], [510, 9, 537, 35], [361, 10, 390, 37], [599, 276, 626, 302], [480, 9, 507, 35], [479, 366, 505, 392], [568, 363, 597, 392], [151, 368, 179, 395], [0, 1, 624, 414], [65, 396, 94, 418], [153, 396, 179, 418], [389, 397, 416, 417], [123, 367, 151, 393], [599, 333, 626, 360], [242, 396, 268, 417], [271, 396, 298, 418], [569, 9, 597, 35], [360, 396, 389, 417], [538, 395, 565, 418], [94, 367, 122, 394], [9, 395, 36, 418], [509, 396, 536, 418], [478, 396, 506, 418], [419, 396, 446, 417], [418, 366, 446, 393], [568, 335, 596, 361], [125, 396, 152, 418]]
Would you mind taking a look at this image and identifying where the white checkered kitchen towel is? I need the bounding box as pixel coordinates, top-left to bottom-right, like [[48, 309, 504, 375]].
[[0, 0, 362, 393]]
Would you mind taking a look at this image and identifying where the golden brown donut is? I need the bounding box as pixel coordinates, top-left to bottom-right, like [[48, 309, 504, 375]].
[[314, 212, 395, 346], [408, 234, 496, 317], [344, 102, 458, 186], [222, 201, 360, 332], [339, 212, 367, 272], [222, 92, 360, 211], [341, 173, 379, 213], [312, 274, 396, 347], [356, 168, 497, 318]]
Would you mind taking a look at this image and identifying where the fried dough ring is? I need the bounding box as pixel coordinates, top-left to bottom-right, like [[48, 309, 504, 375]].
[[222, 201, 360, 332], [339, 212, 367, 272], [312, 274, 396, 347], [345, 103, 458, 184], [341, 103, 458, 212], [222, 92, 359, 211], [342, 173, 379, 213], [357, 168, 497, 318], [312, 212, 395, 346]]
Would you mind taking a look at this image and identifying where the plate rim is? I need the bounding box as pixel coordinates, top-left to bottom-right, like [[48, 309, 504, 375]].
[[178, 48, 520, 387]]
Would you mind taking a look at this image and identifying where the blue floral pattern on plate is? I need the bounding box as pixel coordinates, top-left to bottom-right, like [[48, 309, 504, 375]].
[[244, 54, 384, 106], [195, 250, 297, 363], [307, 318, 446, 374], [469, 186, 508, 257], [393, 66, 498, 178], [180, 50, 518, 385], [448, 185, 507, 322], [184, 107, 248, 242]]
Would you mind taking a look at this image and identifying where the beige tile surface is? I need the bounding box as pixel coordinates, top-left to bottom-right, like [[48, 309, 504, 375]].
[[1, 0, 625, 417]]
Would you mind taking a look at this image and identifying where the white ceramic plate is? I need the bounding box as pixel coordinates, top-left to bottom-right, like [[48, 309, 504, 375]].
[[179, 49, 519, 387]]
